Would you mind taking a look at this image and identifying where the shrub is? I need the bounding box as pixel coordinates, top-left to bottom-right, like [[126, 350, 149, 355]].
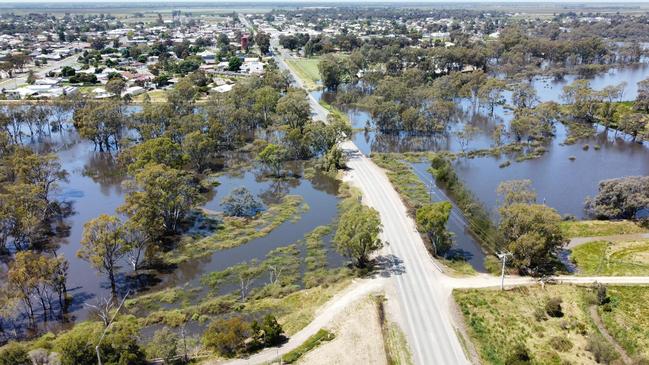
[[506, 343, 532, 365], [252, 315, 286, 347], [545, 297, 564, 318], [587, 335, 619, 364], [221, 187, 265, 218], [146, 327, 178, 363], [549, 336, 573, 352], [597, 284, 610, 305], [0, 342, 30, 365], [203, 317, 252, 357], [533, 306, 547, 321], [484, 255, 502, 275]]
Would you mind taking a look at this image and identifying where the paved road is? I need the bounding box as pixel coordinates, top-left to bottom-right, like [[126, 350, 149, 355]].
[[342, 141, 470, 364], [567, 232, 649, 249], [267, 26, 471, 364]]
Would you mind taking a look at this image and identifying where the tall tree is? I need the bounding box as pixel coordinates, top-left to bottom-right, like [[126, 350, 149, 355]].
[[78, 214, 127, 296], [333, 203, 383, 268], [416, 202, 453, 255]]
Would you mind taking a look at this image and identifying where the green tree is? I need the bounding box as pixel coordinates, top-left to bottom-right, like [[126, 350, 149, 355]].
[[497, 180, 537, 206], [253, 86, 280, 127], [182, 131, 216, 172], [122, 137, 186, 174], [416, 202, 453, 255], [255, 32, 271, 54], [499, 203, 565, 275], [26, 70, 36, 85], [228, 56, 243, 72], [252, 315, 285, 347], [585, 176, 649, 219], [318, 54, 348, 90], [478, 78, 507, 115], [167, 77, 197, 116], [333, 202, 383, 268], [120, 164, 204, 237], [105, 77, 127, 97], [258, 143, 287, 177], [203, 317, 252, 357], [73, 102, 125, 151], [146, 327, 178, 364], [77, 214, 127, 296], [276, 90, 311, 131]]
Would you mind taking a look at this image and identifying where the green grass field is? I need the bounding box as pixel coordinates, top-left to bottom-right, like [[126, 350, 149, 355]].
[[560, 220, 648, 238], [571, 239, 649, 276], [286, 58, 321, 90]]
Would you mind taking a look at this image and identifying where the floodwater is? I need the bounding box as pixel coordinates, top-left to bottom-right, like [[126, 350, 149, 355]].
[[12, 121, 343, 332], [311, 64, 649, 269]]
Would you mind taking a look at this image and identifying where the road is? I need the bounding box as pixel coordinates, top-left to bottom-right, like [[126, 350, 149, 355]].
[[567, 232, 649, 249], [0, 52, 81, 89], [265, 26, 471, 363], [220, 278, 387, 365]]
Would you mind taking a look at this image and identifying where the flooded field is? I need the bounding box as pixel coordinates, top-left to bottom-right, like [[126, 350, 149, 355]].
[[17, 122, 344, 331], [311, 64, 649, 270]]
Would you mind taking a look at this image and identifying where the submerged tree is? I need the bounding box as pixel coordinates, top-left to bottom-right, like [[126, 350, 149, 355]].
[[585, 176, 649, 220], [78, 214, 127, 296], [258, 143, 287, 177], [221, 187, 265, 218]]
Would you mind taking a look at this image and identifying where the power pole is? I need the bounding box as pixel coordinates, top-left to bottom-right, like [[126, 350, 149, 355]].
[[496, 252, 512, 291]]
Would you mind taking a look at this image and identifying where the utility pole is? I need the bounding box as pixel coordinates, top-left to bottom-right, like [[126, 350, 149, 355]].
[[496, 252, 512, 291], [95, 291, 130, 365]]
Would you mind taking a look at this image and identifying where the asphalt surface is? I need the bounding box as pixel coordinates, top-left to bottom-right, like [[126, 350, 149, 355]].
[[266, 28, 471, 363]]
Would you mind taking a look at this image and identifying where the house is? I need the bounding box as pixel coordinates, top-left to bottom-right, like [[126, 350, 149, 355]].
[[211, 84, 233, 93], [198, 50, 216, 64], [122, 86, 145, 97]]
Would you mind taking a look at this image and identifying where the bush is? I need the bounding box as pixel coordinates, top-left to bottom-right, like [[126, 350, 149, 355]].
[[282, 329, 334, 364], [597, 284, 610, 306], [203, 317, 252, 357], [505, 343, 532, 365], [545, 297, 564, 318], [221, 187, 265, 218], [548, 336, 573, 352], [587, 335, 619, 364], [0, 342, 30, 365], [484, 255, 502, 275], [533, 306, 547, 321], [146, 327, 178, 363], [252, 315, 286, 347]]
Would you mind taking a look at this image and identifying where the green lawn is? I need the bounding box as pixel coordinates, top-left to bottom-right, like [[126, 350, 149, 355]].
[[286, 58, 321, 90], [571, 239, 649, 276], [560, 220, 647, 238]]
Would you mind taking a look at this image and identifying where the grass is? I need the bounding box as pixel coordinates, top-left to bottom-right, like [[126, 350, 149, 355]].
[[132, 89, 167, 103], [371, 153, 431, 214], [166, 195, 308, 264], [442, 258, 478, 277], [571, 239, 649, 276], [561, 220, 648, 238], [285, 58, 321, 90], [244, 279, 352, 336], [454, 285, 605, 365], [599, 286, 649, 359], [281, 329, 335, 364]]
